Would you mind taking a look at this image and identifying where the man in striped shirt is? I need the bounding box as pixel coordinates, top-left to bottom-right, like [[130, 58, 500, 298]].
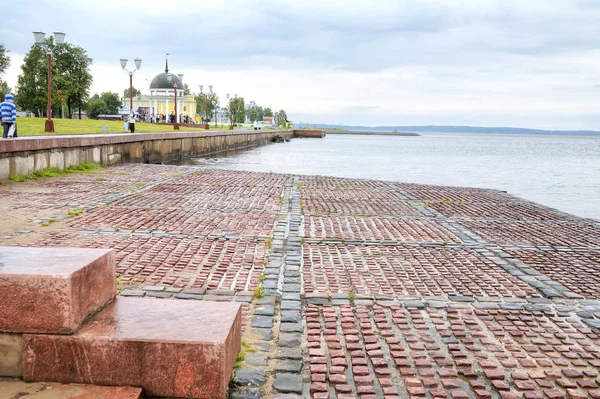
[[1, 93, 17, 138]]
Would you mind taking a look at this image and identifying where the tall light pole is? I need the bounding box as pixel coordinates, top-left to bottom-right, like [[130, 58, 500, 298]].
[[120, 57, 142, 116], [167, 74, 179, 130], [33, 31, 65, 133]]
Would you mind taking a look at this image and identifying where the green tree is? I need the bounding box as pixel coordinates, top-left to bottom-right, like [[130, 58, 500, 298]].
[[123, 87, 141, 98], [99, 92, 121, 114], [275, 109, 288, 127], [195, 92, 219, 122], [263, 107, 273, 117], [16, 37, 92, 118], [15, 39, 49, 116], [0, 44, 9, 75], [53, 43, 93, 118], [0, 44, 10, 99], [86, 95, 108, 119], [247, 105, 265, 123], [231, 97, 245, 124]]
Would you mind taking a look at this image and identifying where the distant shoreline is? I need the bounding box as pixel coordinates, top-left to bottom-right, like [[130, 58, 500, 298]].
[[326, 130, 420, 136]]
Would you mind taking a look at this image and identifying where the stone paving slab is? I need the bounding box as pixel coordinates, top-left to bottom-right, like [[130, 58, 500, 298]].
[[507, 249, 600, 299], [303, 215, 460, 243], [67, 207, 278, 236], [27, 232, 267, 290], [461, 220, 600, 248], [306, 303, 600, 399], [302, 243, 540, 298], [432, 201, 576, 221]]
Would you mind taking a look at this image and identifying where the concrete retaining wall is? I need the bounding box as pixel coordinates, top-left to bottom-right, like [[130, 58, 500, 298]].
[[0, 130, 293, 180]]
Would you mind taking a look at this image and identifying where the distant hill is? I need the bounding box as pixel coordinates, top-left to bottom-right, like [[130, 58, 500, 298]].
[[302, 124, 600, 136]]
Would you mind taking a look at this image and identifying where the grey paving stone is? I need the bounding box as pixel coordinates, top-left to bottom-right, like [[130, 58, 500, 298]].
[[262, 280, 278, 289], [275, 360, 303, 373], [282, 293, 301, 301], [527, 297, 552, 304], [245, 353, 268, 367], [283, 284, 301, 292], [175, 293, 204, 300], [255, 306, 275, 316], [256, 296, 276, 306], [235, 369, 266, 386], [251, 328, 272, 341], [279, 333, 301, 347], [120, 289, 145, 297], [230, 387, 262, 399], [252, 316, 274, 329], [273, 374, 303, 394], [280, 323, 303, 333], [278, 347, 302, 360], [165, 287, 182, 293], [206, 289, 235, 296], [281, 311, 301, 323], [146, 291, 172, 298], [143, 285, 165, 292], [307, 298, 329, 305], [404, 301, 426, 308], [281, 300, 301, 310], [182, 287, 205, 295], [448, 296, 475, 302], [500, 304, 524, 310]]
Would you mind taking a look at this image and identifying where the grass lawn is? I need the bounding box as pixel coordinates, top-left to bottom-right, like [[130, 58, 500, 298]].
[[15, 117, 236, 136]]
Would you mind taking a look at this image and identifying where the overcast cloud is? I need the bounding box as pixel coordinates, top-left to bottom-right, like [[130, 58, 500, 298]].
[[2, 0, 600, 129]]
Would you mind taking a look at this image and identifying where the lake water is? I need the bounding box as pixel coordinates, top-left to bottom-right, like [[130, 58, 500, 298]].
[[191, 133, 600, 219]]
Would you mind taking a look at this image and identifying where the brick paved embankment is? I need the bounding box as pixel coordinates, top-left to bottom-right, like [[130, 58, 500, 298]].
[[1, 164, 599, 399]]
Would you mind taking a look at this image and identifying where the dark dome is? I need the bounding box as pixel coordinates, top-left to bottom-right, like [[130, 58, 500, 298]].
[[149, 73, 184, 90]]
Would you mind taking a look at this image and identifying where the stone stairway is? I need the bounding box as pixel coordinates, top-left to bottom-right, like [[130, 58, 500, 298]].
[[0, 246, 242, 399]]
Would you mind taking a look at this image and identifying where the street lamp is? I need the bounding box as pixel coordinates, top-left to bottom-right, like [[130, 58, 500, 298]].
[[226, 93, 233, 130], [166, 74, 179, 130], [120, 57, 142, 117], [33, 31, 66, 132]]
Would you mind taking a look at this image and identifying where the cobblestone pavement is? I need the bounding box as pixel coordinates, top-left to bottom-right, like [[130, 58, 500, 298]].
[[1, 164, 599, 399]]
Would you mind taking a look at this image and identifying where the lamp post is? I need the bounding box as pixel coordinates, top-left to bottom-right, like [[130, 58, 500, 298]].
[[33, 31, 66, 133], [167, 74, 179, 130], [227, 93, 233, 130], [120, 57, 142, 117]]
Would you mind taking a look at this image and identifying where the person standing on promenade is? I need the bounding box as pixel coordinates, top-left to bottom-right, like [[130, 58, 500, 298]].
[[1, 93, 17, 138], [128, 112, 136, 133]]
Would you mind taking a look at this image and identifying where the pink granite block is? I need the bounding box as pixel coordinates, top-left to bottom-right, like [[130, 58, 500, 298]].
[[0, 247, 116, 334], [23, 297, 242, 399]]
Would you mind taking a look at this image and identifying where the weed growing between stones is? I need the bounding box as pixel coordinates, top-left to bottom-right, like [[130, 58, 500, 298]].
[[265, 237, 273, 248], [67, 207, 85, 217], [253, 286, 264, 299], [95, 177, 108, 181], [9, 163, 102, 182], [258, 273, 266, 282], [40, 217, 59, 227]]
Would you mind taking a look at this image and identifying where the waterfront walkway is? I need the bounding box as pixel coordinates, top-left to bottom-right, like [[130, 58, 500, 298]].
[[1, 163, 599, 399]]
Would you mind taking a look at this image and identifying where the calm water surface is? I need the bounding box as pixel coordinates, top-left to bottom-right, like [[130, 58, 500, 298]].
[[192, 133, 600, 219]]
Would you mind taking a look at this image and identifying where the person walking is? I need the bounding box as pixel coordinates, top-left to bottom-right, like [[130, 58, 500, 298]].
[[1, 93, 17, 138], [128, 112, 136, 133]]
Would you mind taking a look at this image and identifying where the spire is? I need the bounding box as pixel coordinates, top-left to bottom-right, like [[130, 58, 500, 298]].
[[165, 53, 170, 73]]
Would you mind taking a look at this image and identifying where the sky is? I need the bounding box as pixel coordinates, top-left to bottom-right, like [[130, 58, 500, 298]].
[[2, 0, 600, 130]]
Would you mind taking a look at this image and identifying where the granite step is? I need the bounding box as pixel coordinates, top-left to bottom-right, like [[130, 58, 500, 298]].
[[0, 379, 143, 398], [23, 297, 242, 399], [0, 246, 116, 334]]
